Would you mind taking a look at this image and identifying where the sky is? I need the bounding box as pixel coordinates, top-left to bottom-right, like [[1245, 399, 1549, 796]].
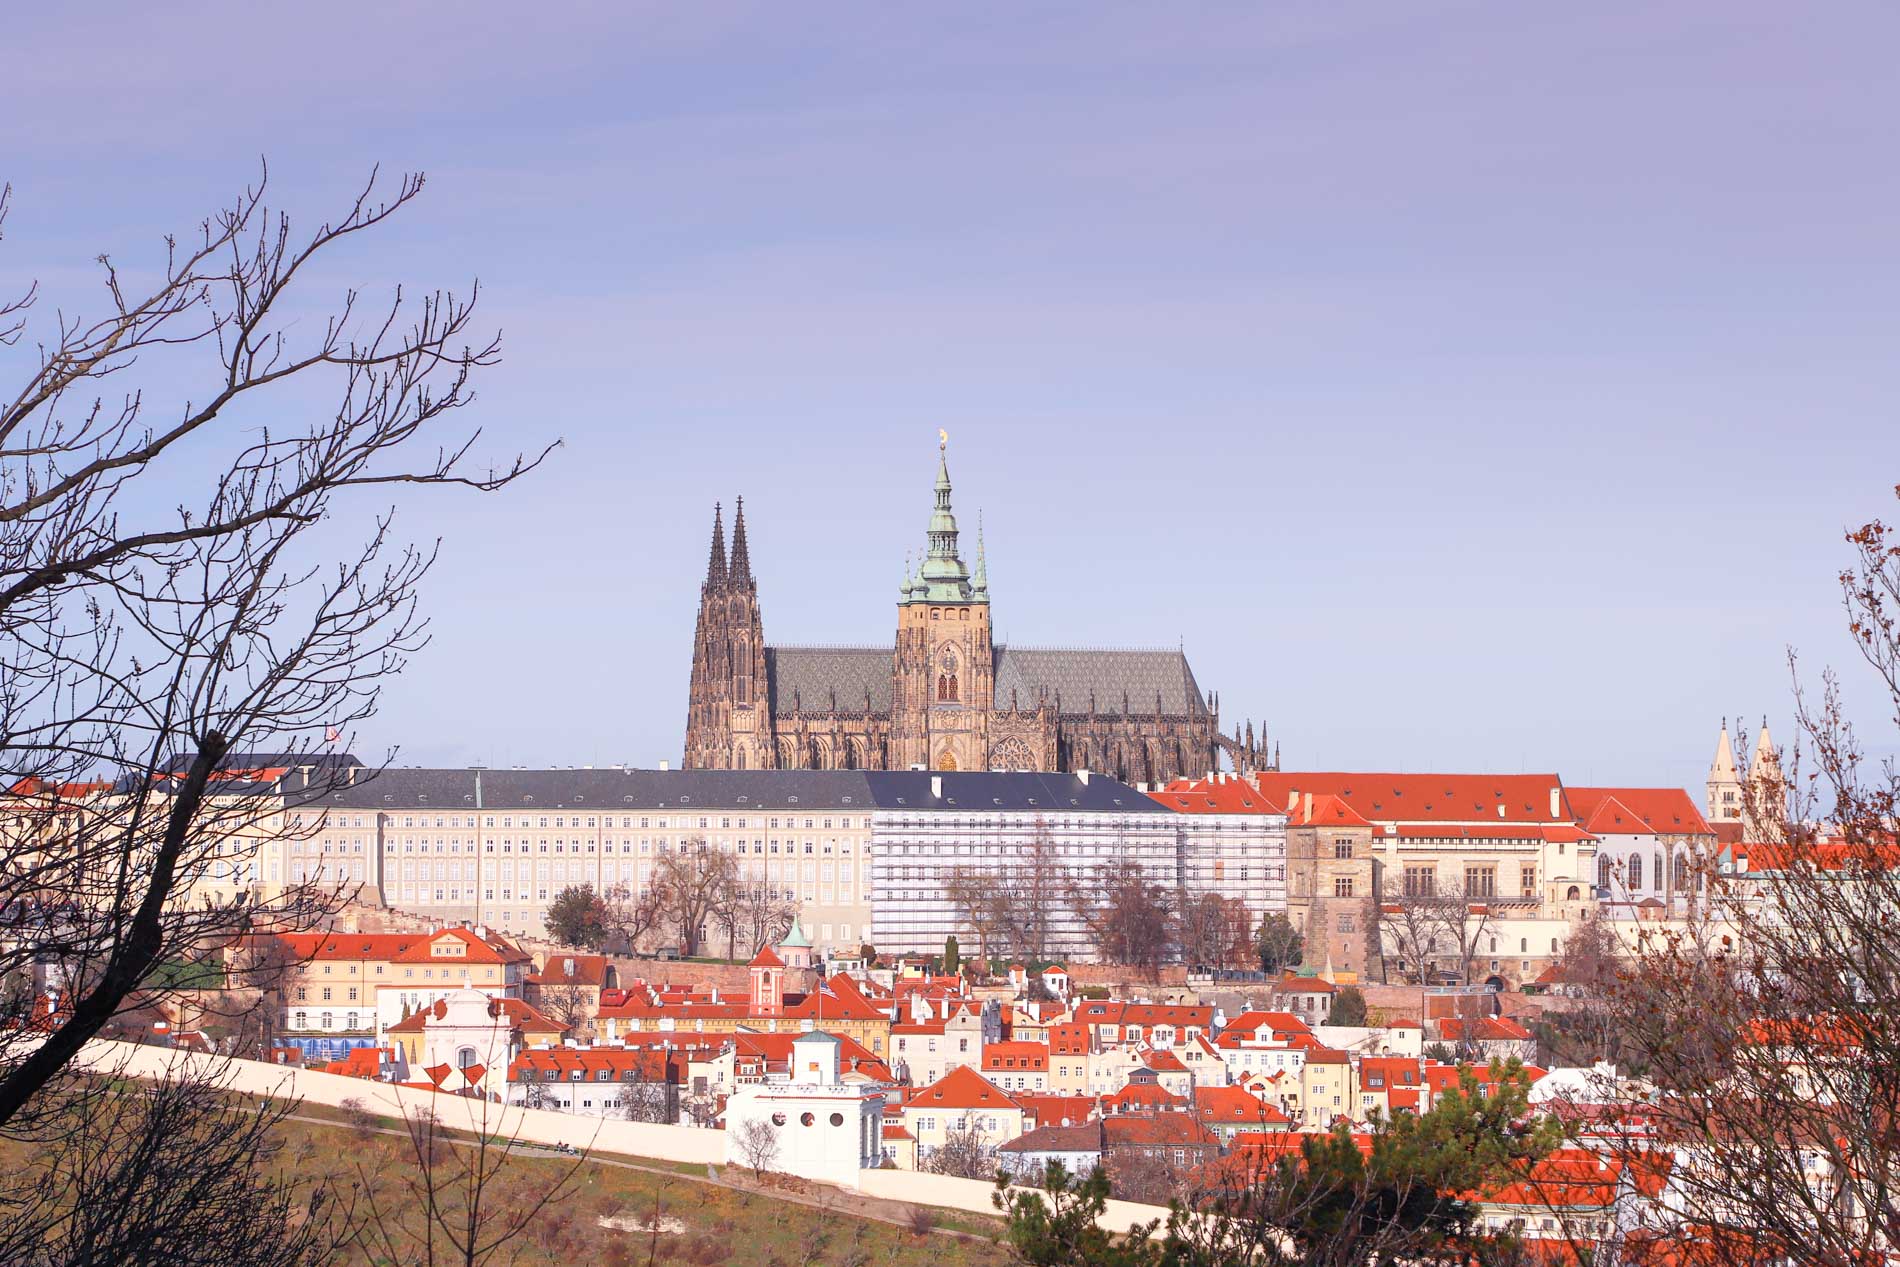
[[4, 2, 1897, 797]]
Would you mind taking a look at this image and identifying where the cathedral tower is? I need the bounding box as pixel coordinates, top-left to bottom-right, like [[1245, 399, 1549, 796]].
[[890, 436, 994, 772], [684, 500, 772, 769], [1705, 720, 1742, 824]]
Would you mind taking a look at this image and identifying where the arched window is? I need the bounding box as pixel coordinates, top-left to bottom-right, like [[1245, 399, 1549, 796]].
[[736, 748, 746, 770], [1598, 856, 1612, 890], [456, 1046, 478, 1069], [1628, 855, 1644, 890], [1672, 854, 1689, 891], [948, 672, 959, 701], [1565, 885, 1580, 901], [936, 674, 948, 701], [320, 1012, 333, 1030]]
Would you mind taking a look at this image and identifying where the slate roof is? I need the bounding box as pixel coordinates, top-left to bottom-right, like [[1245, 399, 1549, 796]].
[[759, 644, 1211, 719], [863, 771, 1170, 814], [993, 646, 1209, 717], [765, 646, 891, 716], [278, 767, 1169, 816], [304, 767, 880, 811]]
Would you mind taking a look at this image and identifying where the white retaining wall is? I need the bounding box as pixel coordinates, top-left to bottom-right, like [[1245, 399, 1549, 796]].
[[79, 1040, 1172, 1231]]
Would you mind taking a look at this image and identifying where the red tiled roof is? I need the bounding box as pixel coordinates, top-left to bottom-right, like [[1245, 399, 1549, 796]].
[[1249, 772, 1573, 824], [1567, 787, 1712, 837], [1192, 1085, 1289, 1126], [1148, 779, 1275, 814], [526, 954, 611, 987], [1103, 1112, 1217, 1148], [1439, 1016, 1533, 1042], [982, 1042, 1050, 1070], [906, 1065, 1021, 1112], [390, 927, 531, 966], [1015, 1093, 1097, 1128], [749, 945, 784, 969], [1103, 1082, 1187, 1112]]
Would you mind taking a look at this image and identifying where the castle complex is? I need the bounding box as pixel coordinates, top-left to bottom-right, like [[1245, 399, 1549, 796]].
[[682, 439, 1272, 783]]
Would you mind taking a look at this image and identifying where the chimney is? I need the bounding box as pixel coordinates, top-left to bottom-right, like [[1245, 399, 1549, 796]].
[[931, 775, 942, 798], [1550, 787, 1561, 819], [563, 957, 576, 976], [1076, 770, 1091, 786], [659, 760, 669, 771], [1497, 804, 1506, 819], [1303, 791, 1313, 821]]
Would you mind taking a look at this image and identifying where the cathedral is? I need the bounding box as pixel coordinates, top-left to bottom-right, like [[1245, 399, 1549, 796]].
[[682, 440, 1272, 783]]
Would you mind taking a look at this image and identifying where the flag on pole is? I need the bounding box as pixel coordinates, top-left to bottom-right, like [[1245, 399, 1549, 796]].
[[325, 725, 341, 744]]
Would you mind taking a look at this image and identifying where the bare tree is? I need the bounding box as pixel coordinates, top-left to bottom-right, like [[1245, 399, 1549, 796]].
[[943, 865, 1001, 968], [0, 164, 548, 1250], [649, 839, 737, 958], [924, 1118, 998, 1180], [1178, 892, 1252, 969], [0, 1060, 351, 1266], [1072, 860, 1174, 976], [600, 881, 665, 956], [734, 1117, 780, 1179], [1578, 495, 1900, 1267], [354, 1096, 589, 1267], [618, 1077, 678, 1125]]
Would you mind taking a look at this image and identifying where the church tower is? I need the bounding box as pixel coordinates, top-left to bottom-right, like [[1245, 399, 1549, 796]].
[[890, 436, 994, 772], [683, 500, 772, 769], [1706, 721, 1742, 825]]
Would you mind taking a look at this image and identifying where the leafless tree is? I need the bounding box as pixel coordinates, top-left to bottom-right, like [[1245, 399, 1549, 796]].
[[943, 865, 1001, 968], [1178, 892, 1252, 969], [650, 839, 737, 957], [618, 1072, 678, 1124], [0, 1059, 351, 1266], [1576, 489, 1900, 1267], [0, 167, 549, 1134], [1071, 860, 1174, 976], [354, 1096, 589, 1267], [734, 1117, 780, 1178], [924, 1118, 998, 1180], [531, 981, 595, 1040], [721, 877, 796, 960], [600, 881, 666, 956]]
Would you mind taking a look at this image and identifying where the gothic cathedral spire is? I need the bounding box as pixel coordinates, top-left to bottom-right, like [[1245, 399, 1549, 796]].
[[706, 501, 727, 585], [685, 499, 770, 770]]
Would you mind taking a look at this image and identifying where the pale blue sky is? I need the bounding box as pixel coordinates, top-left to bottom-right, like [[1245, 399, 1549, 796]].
[[6, 2, 1896, 796]]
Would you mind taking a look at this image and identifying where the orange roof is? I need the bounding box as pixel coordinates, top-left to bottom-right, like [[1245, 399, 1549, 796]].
[[1192, 1085, 1289, 1126], [322, 1047, 391, 1079], [390, 927, 531, 966], [1567, 786, 1712, 836], [1147, 778, 1276, 814], [982, 1042, 1050, 1070], [1103, 1082, 1188, 1112], [1141, 1049, 1189, 1073], [782, 974, 886, 1022], [526, 954, 611, 987], [906, 1065, 1020, 1112], [1249, 772, 1573, 824], [749, 945, 784, 969], [1015, 1093, 1097, 1128]]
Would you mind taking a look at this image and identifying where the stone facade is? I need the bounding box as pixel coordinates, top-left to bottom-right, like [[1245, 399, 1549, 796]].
[[683, 441, 1271, 783]]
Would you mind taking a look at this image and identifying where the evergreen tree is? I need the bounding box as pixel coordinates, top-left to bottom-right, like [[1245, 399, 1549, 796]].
[[1255, 912, 1304, 975], [1328, 985, 1368, 1027]]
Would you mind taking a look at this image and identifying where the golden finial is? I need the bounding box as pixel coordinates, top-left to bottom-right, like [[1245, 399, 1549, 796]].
[[938, 427, 948, 451]]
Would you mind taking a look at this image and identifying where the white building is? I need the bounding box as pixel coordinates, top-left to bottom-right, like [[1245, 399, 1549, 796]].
[[723, 1032, 885, 1188], [867, 770, 1252, 959]]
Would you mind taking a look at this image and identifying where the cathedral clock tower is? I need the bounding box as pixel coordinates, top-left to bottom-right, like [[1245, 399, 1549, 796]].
[[891, 435, 993, 772]]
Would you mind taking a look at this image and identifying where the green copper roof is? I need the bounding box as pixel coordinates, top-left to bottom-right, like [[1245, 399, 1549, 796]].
[[779, 914, 812, 948], [903, 438, 982, 605]]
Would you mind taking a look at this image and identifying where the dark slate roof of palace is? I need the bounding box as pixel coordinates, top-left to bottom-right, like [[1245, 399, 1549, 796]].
[[993, 646, 1208, 717], [863, 771, 1171, 814], [762, 644, 1209, 719], [764, 646, 891, 717], [305, 768, 883, 812], [289, 769, 1167, 814]]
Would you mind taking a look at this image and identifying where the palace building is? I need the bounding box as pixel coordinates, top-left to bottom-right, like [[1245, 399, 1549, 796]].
[[682, 439, 1271, 783]]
